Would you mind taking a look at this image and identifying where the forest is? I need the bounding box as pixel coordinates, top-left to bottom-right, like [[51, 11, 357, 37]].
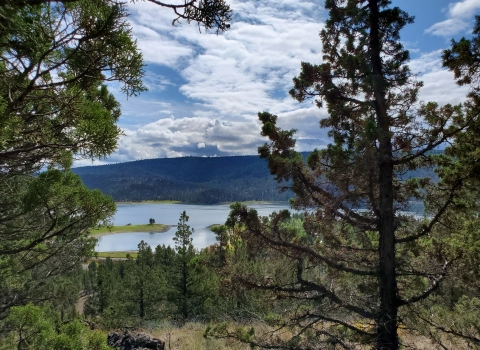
[[72, 155, 297, 203], [1, 0, 480, 349], [72, 153, 438, 204]]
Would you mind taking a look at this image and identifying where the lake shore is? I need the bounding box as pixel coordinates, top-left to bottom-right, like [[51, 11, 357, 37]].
[[95, 251, 139, 259], [220, 200, 288, 205], [90, 223, 174, 237], [95, 202, 294, 252], [115, 200, 182, 205]]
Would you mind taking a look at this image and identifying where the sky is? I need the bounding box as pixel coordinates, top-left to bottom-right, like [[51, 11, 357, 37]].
[[75, 0, 479, 166]]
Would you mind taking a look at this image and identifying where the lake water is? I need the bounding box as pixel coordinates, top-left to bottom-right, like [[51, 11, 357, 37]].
[[96, 203, 292, 252]]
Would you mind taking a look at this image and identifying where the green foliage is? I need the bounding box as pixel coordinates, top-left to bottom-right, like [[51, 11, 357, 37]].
[[0, 0, 234, 345], [0, 0, 145, 174], [0, 304, 109, 350], [0, 170, 115, 319], [171, 211, 208, 321], [0, 0, 143, 323], [123, 241, 166, 320], [443, 15, 480, 87], [219, 1, 480, 349], [83, 212, 224, 326]]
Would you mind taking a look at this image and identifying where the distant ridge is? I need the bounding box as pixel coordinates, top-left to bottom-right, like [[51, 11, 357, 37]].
[[72, 155, 294, 204], [72, 152, 438, 205]]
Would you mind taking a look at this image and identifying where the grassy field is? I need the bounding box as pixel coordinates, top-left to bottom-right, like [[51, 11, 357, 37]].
[[95, 251, 138, 259], [116, 200, 182, 204], [90, 223, 171, 236], [149, 322, 251, 350], [145, 322, 446, 350]]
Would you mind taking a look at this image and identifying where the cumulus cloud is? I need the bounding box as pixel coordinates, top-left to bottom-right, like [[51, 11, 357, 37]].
[[409, 50, 470, 105], [177, 3, 324, 120], [425, 0, 478, 37], [131, 24, 193, 67], [115, 98, 174, 127], [100, 0, 328, 160], [142, 71, 175, 92], [86, 0, 471, 165], [425, 18, 470, 37], [108, 116, 266, 161], [448, 0, 480, 18]]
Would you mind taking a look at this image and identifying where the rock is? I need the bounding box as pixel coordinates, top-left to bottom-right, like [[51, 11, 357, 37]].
[[107, 330, 165, 350]]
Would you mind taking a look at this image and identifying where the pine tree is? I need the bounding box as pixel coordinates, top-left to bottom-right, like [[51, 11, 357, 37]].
[[172, 211, 196, 321], [223, 1, 480, 349], [123, 241, 164, 320]]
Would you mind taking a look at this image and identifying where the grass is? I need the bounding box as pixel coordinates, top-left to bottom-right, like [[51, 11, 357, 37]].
[[90, 223, 171, 236], [116, 200, 182, 204], [147, 322, 449, 350], [221, 200, 288, 205], [95, 251, 138, 259], [149, 322, 250, 350]]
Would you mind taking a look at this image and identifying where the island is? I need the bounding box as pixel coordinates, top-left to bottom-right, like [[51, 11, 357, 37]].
[[90, 223, 173, 237]]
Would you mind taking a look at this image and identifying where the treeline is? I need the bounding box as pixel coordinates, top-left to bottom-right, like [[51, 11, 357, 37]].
[[80, 211, 277, 328], [72, 154, 438, 204], [79, 207, 479, 349], [73, 155, 295, 203]]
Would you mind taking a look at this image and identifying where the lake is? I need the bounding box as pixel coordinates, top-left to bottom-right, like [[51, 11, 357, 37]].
[[96, 202, 293, 252]]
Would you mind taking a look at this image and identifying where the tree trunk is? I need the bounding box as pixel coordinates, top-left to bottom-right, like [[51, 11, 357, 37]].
[[368, 1, 399, 348], [140, 287, 145, 319], [182, 261, 188, 320]]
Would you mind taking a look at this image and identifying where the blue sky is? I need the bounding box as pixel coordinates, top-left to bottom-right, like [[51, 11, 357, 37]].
[[76, 0, 479, 166]]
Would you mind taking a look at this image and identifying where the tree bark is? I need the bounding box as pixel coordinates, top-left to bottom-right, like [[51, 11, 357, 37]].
[[140, 287, 145, 319], [368, 1, 399, 348], [182, 261, 188, 320]]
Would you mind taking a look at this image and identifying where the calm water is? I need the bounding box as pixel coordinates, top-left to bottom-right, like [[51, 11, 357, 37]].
[[96, 203, 292, 252]]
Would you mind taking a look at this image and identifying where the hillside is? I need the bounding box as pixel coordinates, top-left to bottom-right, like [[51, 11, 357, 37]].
[[72, 153, 439, 204], [72, 155, 294, 204]]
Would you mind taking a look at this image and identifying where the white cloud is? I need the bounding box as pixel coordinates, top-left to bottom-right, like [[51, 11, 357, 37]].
[[425, 18, 470, 37], [74, 0, 472, 166], [109, 116, 266, 161], [409, 50, 444, 75], [177, 12, 324, 120], [72, 159, 110, 168], [418, 70, 469, 105], [425, 0, 478, 37], [448, 0, 480, 18], [129, 18, 193, 67], [410, 50, 470, 105], [142, 71, 175, 92], [117, 98, 174, 124]]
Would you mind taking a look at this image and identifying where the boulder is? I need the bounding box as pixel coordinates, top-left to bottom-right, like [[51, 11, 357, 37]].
[[107, 330, 165, 350]]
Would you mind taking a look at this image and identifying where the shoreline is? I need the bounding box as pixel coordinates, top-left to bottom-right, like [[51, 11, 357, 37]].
[[114, 200, 290, 206], [220, 200, 281, 205], [90, 224, 174, 237], [115, 200, 182, 205]]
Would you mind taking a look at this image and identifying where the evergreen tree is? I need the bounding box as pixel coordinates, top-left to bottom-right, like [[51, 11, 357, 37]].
[[0, 0, 232, 35], [123, 241, 164, 320], [0, 0, 232, 321], [172, 211, 196, 321], [220, 1, 480, 349], [0, 303, 110, 350], [0, 0, 140, 319]]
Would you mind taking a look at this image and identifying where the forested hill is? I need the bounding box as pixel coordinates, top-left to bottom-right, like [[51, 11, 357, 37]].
[[72, 153, 438, 204], [72, 155, 294, 204]]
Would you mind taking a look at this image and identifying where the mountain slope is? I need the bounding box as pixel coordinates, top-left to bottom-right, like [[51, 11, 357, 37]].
[[72, 155, 293, 204], [72, 153, 439, 204]]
